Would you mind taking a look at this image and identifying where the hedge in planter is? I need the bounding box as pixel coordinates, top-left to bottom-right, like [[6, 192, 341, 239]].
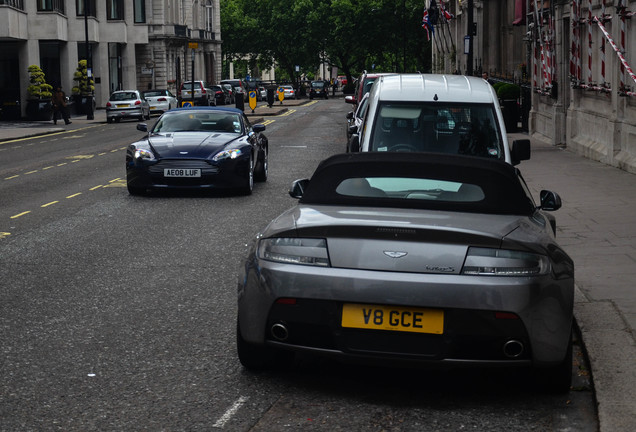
[[26, 65, 53, 120]]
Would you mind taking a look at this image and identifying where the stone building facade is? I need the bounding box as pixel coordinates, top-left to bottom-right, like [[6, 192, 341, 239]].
[[0, 0, 222, 116], [431, 0, 636, 174]]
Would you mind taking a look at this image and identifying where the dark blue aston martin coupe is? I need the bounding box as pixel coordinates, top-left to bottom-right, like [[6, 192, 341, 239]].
[[125, 107, 268, 195]]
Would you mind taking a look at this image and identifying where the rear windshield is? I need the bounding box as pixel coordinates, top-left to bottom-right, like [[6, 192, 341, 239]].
[[370, 102, 504, 160], [110, 92, 138, 101], [143, 90, 165, 97], [336, 177, 484, 203]]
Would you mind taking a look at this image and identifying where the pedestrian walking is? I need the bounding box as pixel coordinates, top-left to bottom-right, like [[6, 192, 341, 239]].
[[51, 86, 71, 125]]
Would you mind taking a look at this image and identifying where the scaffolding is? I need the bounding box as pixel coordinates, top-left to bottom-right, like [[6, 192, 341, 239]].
[[570, 0, 636, 96]]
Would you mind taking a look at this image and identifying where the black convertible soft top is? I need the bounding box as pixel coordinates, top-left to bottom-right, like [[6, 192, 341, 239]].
[[299, 152, 536, 215]]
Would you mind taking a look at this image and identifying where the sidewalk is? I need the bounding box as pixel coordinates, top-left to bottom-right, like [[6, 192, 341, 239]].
[[2, 110, 633, 431], [510, 132, 636, 432], [0, 98, 310, 142]]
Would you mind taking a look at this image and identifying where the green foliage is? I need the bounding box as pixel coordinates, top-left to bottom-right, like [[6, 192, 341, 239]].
[[27, 65, 53, 99], [72, 59, 94, 95], [220, 0, 431, 82], [496, 83, 521, 100]]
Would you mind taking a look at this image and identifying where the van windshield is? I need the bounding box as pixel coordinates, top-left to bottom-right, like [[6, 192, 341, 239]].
[[370, 102, 504, 160]]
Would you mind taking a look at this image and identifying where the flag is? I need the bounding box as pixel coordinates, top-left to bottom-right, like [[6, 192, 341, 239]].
[[440, 1, 454, 21], [422, 8, 433, 41]]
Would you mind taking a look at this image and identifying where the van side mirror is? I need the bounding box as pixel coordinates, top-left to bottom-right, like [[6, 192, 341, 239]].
[[349, 134, 360, 152], [137, 123, 148, 132], [511, 139, 531, 165]]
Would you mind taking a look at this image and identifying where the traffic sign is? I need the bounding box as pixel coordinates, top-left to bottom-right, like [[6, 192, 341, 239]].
[[248, 91, 257, 111], [181, 101, 193, 107], [278, 87, 285, 102]]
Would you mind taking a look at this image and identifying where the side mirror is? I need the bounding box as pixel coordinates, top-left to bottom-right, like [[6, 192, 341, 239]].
[[344, 95, 356, 105], [349, 134, 360, 153], [252, 124, 266, 133], [289, 179, 309, 199], [539, 190, 562, 211], [511, 139, 531, 165], [348, 124, 358, 135], [346, 111, 354, 120], [137, 123, 148, 132]]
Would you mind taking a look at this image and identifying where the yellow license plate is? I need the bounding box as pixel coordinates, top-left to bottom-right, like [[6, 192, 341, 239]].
[[116, 104, 128, 108], [341, 303, 444, 334]]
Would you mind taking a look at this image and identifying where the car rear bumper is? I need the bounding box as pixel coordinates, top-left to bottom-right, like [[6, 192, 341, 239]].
[[238, 258, 574, 367], [107, 108, 144, 119]]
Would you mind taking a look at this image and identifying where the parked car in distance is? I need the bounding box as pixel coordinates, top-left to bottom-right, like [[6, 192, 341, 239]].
[[211, 85, 230, 105], [309, 80, 329, 99], [345, 72, 395, 109], [337, 75, 348, 87], [179, 80, 215, 106], [259, 86, 267, 100], [237, 151, 574, 394], [345, 92, 369, 152], [221, 83, 236, 104], [220, 79, 248, 101], [351, 73, 531, 165], [142, 89, 178, 114], [106, 90, 151, 123], [126, 107, 268, 195], [280, 84, 296, 100]]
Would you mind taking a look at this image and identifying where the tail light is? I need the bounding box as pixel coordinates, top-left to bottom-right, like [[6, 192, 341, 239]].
[[157, 97, 166, 101], [134, 100, 141, 105], [106, 102, 111, 107]]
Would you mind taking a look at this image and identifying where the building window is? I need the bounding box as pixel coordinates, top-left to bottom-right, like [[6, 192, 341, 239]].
[[76, 0, 96, 17], [0, 0, 24, 10], [205, 0, 214, 32], [134, 0, 146, 23], [106, 0, 124, 20], [37, 0, 64, 13]]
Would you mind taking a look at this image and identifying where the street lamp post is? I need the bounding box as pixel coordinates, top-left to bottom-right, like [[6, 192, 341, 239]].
[[84, 0, 94, 120]]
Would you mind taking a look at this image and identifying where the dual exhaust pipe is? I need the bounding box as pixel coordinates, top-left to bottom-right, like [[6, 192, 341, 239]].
[[271, 322, 289, 341], [503, 339, 524, 358], [271, 322, 525, 359]]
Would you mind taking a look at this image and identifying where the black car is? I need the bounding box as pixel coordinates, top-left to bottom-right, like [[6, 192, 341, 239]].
[[309, 80, 329, 99], [211, 85, 231, 105], [126, 107, 268, 195]]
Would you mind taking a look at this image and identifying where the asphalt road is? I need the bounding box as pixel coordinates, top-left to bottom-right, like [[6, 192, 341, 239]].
[[1, 100, 598, 431]]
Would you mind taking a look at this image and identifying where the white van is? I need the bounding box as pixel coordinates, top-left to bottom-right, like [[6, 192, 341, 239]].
[[351, 74, 530, 165]]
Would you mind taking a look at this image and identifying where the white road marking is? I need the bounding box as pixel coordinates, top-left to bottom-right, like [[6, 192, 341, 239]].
[[213, 396, 249, 428]]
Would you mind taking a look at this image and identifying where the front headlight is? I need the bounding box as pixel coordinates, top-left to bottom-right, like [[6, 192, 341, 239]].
[[134, 148, 155, 161], [462, 247, 550, 276], [213, 149, 242, 161], [258, 238, 330, 267]]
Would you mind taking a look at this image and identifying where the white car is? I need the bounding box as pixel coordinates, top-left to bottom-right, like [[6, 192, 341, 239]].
[[106, 90, 151, 123], [351, 74, 530, 165], [280, 85, 296, 100], [142, 89, 178, 114]]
